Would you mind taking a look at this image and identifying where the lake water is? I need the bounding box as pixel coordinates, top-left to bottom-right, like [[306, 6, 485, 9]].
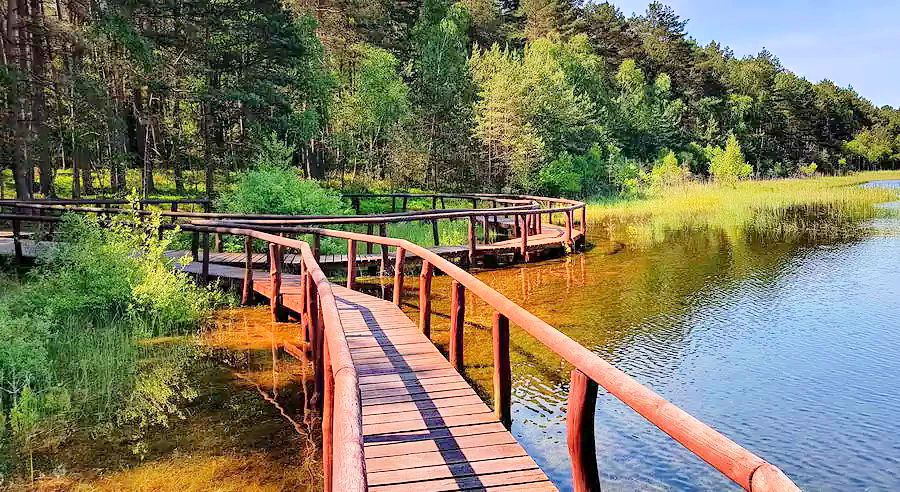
[[429, 181, 900, 490]]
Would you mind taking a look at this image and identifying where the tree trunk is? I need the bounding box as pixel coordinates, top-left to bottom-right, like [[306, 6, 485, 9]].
[[30, 0, 52, 197], [7, 0, 32, 199]]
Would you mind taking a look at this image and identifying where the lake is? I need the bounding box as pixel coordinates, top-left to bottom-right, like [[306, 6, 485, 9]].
[[426, 181, 900, 490]]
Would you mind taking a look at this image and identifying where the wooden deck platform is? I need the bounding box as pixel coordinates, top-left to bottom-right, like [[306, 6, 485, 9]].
[[182, 261, 556, 491]]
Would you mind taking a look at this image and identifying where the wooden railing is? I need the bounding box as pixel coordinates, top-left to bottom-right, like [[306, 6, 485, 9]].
[[0, 195, 799, 491], [180, 224, 368, 492], [217, 224, 799, 492]]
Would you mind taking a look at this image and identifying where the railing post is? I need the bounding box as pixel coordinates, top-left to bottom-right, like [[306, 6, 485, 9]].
[[482, 216, 490, 244], [565, 210, 574, 249], [567, 369, 600, 492], [493, 312, 511, 429], [313, 233, 321, 263], [392, 247, 405, 306], [449, 280, 465, 372], [322, 332, 335, 492], [314, 304, 325, 410], [467, 216, 477, 267], [191, 230, 199, 261], [580, 206, 587, 236], [201, 232, 210, 282], [269, 243, 285, 321], [391, 196, 396, 212], [431, 219, 440, 246], [366, 224, 374, 254], [346, 239, 357, 290], [419, 260, 433, 338], [241, 235, 254, 305], [12, 219, 22, 264], [379, 223, 389, 275], [214, 232, 223, 253], [401, 196, 408, 212], [520, 215, 528, 261]]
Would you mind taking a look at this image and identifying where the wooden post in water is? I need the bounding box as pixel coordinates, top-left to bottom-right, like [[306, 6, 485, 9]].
[[467, 216, 477, 267], [580, 206, 587, 235], [393, 247, 406, 306], [241, 235, 254, 305], [419, 261, 433, 338], [269, 243, 285, 321], [449, 280, 465, 371], [346, 239, 357, 290], [493, 312, 511, 428], [564, 210, 574, 249], [567, 369, 600, 492]]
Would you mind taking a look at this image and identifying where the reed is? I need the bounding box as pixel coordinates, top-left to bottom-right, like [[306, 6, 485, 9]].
[[586, 171, 900, 246]]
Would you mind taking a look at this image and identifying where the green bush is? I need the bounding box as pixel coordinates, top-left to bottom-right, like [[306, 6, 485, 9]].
[[707, 135, 753, 185], [648, 150, 690, 194], [217, 136, 348, 216], [0, 207, 227, 475]]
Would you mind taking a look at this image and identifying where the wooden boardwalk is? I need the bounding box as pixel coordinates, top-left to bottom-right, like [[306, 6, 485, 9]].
[[182, 261, 556, 491]]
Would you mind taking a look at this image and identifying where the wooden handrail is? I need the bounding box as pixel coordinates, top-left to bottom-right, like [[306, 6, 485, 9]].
[[212, 225, 798, 492]]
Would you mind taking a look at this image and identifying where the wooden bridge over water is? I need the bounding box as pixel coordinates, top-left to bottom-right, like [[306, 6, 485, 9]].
[[0, 195, 799, 492]]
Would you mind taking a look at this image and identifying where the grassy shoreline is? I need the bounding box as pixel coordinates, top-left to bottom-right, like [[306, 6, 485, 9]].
[[585, 171, 900, 245]]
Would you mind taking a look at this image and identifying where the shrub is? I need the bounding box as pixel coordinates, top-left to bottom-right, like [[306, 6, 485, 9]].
[[648, 150, 690, 193], [707, 135, 752, 185], [218, 136, 348, 216], [798, 162, 818, 178], [539, 151, 582, 196]]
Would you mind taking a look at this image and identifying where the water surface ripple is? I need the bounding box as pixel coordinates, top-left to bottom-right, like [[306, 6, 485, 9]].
[[465, 181, 900, 491]]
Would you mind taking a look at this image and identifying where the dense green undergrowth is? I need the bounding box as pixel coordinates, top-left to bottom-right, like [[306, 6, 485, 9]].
[[0, 210, 229, 483]]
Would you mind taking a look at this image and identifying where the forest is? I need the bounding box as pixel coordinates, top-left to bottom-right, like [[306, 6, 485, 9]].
[[2, 0, 900, 200]]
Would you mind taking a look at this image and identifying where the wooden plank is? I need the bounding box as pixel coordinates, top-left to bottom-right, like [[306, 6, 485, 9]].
[[366, 455, 542, 487], [366, 442, 529, 473], [369, 470, 552, 492]]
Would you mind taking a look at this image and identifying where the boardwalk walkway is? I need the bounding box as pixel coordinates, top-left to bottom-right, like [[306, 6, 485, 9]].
[[184, 261, 556, 490]]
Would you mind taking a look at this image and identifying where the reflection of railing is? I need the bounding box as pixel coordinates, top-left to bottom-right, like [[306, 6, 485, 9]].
[[199, 221, 799, 492]]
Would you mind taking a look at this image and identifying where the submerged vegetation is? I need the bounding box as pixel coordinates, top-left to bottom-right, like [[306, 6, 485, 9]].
[[588, 171, 900, 246]]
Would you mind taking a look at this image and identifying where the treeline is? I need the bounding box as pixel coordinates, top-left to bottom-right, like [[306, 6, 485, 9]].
[[2, 0, 899, 199]]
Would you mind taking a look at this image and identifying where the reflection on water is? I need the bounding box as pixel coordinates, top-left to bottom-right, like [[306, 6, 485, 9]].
[[415, 182, 900, 491]]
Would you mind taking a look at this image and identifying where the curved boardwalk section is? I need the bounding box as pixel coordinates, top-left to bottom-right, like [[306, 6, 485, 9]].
[[0, 196, 800, 492]]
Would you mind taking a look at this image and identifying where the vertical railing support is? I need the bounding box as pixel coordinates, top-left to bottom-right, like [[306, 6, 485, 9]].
[[419, 261, 433, 338], [493, 312, 511, 428], [467, 216, 477, 267], [565, 210, 574, 249], [379, 223, 389, 275], [431, 219, 440, 246], [269, 243, 285, 321], [346, 239, 357, 290], [393, 247, 406, 306], [313, 233, 321, 263], [520, 215, 528, 261], [366, 224, 374, 254], [314, 305, 325, 410], [567, 369, 600, 492], [201, 232, 210, 282], [482, 216, 490, 244], [12, 219, 22, 264], [580, 206, 587, 236], [449, 280, 465, 372], [241, 235, 254, 305], [322, 334, 335, 492], [191, 230, 199, 261]]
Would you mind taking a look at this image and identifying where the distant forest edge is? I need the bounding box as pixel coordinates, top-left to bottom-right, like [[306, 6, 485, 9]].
[[3, 0, 899, 200]]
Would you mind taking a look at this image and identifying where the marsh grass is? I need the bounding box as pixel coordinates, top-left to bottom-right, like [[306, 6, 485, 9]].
[[587, 171, 900, 246]]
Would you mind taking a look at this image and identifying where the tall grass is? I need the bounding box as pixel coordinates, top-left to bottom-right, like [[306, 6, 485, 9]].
[[587, 171, 900, 246]]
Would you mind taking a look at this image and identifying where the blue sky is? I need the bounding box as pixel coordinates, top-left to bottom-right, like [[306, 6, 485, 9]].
[[610, 1, 900, 107]]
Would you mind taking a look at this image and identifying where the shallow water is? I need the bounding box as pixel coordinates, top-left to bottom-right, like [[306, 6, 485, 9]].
[[425, 182, 900, 491]]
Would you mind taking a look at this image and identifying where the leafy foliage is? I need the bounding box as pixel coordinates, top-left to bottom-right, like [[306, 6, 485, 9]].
[[708, 135, 753, 185]]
